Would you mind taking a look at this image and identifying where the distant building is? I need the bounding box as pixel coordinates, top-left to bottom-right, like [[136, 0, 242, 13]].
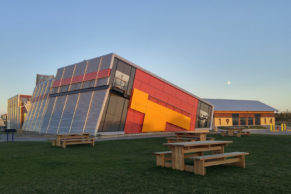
[[7, 95, 31, 129], [23, 53, 213, 135], [0, 114, 7, 128], [1, 114, 7, 121], [204, 99, 277, 128], [36, 74, 54, 85]]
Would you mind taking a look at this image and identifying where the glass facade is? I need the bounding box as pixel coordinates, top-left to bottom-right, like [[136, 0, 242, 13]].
[[22, 79, 53, 132], [195, 101, 212, 128], [38, 54, 112, 135], [232, 114, 239, 126], [99, 58, 136, 132]]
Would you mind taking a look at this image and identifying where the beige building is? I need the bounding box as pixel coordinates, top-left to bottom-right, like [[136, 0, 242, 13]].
[[204, 99, 277, 128], [7, 95, 31, 129]]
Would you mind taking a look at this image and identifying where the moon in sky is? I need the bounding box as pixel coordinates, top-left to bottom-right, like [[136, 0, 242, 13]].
[[227, 81, 231, 85]]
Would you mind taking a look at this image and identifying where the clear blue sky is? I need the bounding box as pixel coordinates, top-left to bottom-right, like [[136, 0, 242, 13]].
[[0, 0, 290, 115]]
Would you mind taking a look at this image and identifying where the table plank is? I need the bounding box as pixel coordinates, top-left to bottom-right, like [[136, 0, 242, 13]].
[[175, 131, 209, 134], [164, 140, 233, 147]]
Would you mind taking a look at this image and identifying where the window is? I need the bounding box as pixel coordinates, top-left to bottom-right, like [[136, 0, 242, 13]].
[[255, 114, 261, 125], [113, 70, 129, 91], [196, 101, 212, 128], [232, 114, 239, 126], [240, 117, 246, 126], [248, 117, 253, 125]]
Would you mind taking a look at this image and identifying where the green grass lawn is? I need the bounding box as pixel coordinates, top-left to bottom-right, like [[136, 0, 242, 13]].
[[1, 135, 291, 193]]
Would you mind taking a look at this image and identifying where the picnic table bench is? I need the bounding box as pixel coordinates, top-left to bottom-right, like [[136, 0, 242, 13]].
[[52, 133, 95, 148], [220, 128, 250, 137], [190, 152, 249, 176], [175, 131, 209, 141], [154, 140, 249, 175], [167, 136, 215, 143]]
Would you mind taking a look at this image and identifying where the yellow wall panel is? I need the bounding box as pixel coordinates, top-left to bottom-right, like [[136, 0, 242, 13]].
[[130, 89, 191, 132], [214, 117, 233, 127], [261, 117, 275, 125]]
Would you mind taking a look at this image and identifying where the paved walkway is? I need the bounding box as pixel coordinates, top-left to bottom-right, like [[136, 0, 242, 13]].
[[0, 133, 173, 142], [1, 129, 291, 143], [245, 129, 291, 135]]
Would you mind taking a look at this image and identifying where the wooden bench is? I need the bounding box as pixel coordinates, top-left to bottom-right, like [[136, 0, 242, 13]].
[[220, 129, 250, 137], [167, 137, 198, 143], [153, 151, 172, 167], [52, 133, 94, 148], [61, 137, 95, 148], [190, 152, 249, 176], [167, 136, 215, 143], [241, 131, 250, 136]]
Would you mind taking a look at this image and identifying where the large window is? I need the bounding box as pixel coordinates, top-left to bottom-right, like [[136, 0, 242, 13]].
[[248, 117, 254, 125], [113, 70, 129, 91], [240, 117, 246, 126], [196, 101, 212, 128], [255, 114, 261, 125], [232, 114, 239, 126]]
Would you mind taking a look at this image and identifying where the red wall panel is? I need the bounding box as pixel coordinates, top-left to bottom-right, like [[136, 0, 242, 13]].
[[61, 78, 72, 86], [52, 68, 111, 87], [52, 80, 61, 88], [124, 69, 199, 134], [97, 69, 111, 78], [71, 75, 84, 84], [83, 72, 98, 81]]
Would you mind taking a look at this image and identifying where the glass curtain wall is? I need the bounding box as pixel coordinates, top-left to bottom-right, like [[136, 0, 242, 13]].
[[195, 101, 212, 128]]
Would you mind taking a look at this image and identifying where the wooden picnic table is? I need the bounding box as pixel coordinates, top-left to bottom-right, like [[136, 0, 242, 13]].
[[221, 128, 250, 137], [163, 140, 233, 171], [175, 131, 209, 141], [53, 133, 91, 148]]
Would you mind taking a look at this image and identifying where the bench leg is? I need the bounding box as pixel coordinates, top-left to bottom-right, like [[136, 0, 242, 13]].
[[62, 142, 67, 149], [156, 155, 165, 167], [228, 156, 246, 168], [194, 160, 206, 176], [52, 140, 56, 146], [92, 140, 95, 147], [238, 155, 245, 168]]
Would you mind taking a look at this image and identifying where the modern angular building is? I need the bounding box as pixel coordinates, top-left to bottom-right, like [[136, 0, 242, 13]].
[[7, 95, 31, 129], [204, 99, 277, 128], [23, 53, 213, 135], [36, 74, 54, 85]]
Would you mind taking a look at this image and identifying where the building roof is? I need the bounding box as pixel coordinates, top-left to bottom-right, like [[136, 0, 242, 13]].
[[203, 99, 277, 112]]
